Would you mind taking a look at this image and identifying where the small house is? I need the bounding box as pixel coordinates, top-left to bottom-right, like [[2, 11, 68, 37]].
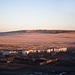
[[59, 47, 67, 52], [2, 51, 9, 55], [22, 51, 29, 55]]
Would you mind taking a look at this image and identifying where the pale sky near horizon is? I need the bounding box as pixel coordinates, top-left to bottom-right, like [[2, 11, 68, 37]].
[[0, 0, 75, 32]]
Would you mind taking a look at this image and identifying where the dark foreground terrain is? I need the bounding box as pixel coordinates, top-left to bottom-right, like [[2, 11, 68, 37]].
[[0, 65, 75, 75], [0, 50, 75, 75]]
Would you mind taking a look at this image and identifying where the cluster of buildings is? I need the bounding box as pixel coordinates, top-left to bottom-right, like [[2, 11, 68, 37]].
[[0, 47, 67, 56]]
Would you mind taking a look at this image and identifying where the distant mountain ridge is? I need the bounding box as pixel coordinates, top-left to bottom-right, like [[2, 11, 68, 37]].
[[0, 30, 75, 35]]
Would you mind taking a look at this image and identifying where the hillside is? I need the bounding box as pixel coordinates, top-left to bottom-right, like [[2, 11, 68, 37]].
[[0, 30, 75, 36], [0, 30, 75, 50]]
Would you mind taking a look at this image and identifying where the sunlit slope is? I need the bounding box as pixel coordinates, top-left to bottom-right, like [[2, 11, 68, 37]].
[[0, 30, 75, 49]]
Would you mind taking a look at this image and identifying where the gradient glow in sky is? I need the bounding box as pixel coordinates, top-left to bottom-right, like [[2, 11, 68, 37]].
[[0, 0, 75, 32]]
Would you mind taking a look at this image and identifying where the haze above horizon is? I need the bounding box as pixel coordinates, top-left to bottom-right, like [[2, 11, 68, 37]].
[[0, 0, 75, 32]]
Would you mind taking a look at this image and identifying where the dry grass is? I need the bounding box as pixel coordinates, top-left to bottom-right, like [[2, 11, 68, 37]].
[[0, 32, 75, 49]]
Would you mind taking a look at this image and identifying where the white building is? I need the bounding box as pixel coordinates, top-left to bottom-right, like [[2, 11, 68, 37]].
[[54, 48, 60, 52], [2, 51, 9, 55], [47, 48, 54, 53], [47, 49, 51, 53], [22, 51, 29, 55], [9, 51, 18, 54], [37, 50, 41, 53], [59, 47, 67, 52]]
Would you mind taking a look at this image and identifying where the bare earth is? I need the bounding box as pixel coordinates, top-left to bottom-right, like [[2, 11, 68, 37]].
[[0, 32, 75, 49]]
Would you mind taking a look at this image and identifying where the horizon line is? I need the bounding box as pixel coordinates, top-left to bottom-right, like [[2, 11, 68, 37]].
[[0, 29, 75, 33]]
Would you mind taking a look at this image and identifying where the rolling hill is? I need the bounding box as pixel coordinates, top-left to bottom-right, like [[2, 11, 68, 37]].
[[0, 30, 75, 50]]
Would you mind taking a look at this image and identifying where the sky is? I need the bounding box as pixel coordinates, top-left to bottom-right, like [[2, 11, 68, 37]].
[[0, 0, 75, 32]]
